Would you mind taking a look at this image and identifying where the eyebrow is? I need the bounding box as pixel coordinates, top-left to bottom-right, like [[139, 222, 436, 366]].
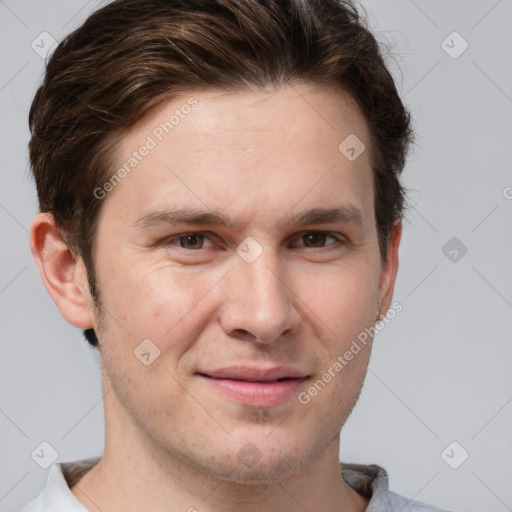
[[132, 205, 366, 232]]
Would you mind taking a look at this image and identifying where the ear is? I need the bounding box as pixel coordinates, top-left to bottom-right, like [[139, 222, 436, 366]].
[[377, 219, 402, 318], [30, 212, 95, 330]]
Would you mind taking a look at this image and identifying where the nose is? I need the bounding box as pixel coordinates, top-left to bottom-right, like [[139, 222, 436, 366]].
[[218, 247, 300, 345]]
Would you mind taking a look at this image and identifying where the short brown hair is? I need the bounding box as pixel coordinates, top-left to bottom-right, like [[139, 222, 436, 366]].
[[29, 0, 414, 347]]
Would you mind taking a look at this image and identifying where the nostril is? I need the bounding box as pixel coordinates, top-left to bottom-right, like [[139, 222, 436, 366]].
[[230, 329, 258, 343]]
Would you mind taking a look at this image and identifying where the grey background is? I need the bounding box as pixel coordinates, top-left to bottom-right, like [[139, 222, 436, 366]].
[[1, 1, 511, 511]]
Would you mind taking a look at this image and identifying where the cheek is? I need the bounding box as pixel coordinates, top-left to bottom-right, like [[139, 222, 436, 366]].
[[294, 263, 379, 338], [100, 260, 226, 350]]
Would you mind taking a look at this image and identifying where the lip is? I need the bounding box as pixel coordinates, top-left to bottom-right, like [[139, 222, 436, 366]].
[[199, 366, 309, 407]]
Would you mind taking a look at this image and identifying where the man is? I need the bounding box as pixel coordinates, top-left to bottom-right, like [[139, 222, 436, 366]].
[[22, 0, 451, 510]]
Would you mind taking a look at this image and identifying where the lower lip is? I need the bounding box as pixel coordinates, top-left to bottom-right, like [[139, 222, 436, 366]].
[[201, 376, 308, 407]]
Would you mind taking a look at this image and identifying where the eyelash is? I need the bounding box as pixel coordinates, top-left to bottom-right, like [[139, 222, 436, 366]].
[[163, 231, 345, 252]]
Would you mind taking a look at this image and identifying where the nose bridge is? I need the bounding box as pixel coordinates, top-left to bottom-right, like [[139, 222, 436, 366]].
[[246, 249, 287, 308], [221, 242, 297, 343]]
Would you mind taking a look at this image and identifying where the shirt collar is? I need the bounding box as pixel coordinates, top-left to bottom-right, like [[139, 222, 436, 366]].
[[30, 458, 393, 510]]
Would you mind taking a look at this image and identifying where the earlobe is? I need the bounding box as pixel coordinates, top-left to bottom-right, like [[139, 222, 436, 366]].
[[377, 219, 402, 318], [30, 213, 95, 330]]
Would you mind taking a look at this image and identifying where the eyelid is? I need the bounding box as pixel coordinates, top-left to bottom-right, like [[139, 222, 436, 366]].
[[162, 230, 345, 252], [290, 231, 345, 248], [163, 232, 215, 250]]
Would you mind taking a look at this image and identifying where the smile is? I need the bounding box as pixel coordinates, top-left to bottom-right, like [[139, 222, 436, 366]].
[[198, 366, 309, 407]]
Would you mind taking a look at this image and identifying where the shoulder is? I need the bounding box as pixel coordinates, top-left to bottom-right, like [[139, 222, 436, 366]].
[[386, 490, 454, 511], [340, 462, 454, 512], [17, 458, 100, 512]]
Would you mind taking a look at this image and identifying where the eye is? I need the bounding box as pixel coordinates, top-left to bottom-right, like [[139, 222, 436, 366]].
[[293, 231, 343, 248], [165, 233, 214, 250]]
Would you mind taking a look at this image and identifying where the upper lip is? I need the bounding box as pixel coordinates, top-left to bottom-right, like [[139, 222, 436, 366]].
[[200, 366, 309, 382]]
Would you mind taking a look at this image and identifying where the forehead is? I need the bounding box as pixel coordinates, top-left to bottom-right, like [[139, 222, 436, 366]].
[[104, 84, 375, 229], [120, 83, 371, 160]]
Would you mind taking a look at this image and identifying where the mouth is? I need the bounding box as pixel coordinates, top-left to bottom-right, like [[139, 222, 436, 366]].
[[197, 366, 310, 407]]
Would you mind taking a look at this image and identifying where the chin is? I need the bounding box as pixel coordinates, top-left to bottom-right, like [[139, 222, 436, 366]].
[[188, 438, 314, 484], [207, 455, 306, 484]]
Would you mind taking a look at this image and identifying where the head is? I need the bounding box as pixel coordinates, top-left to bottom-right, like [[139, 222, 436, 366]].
[[29, 0, 412, 483]]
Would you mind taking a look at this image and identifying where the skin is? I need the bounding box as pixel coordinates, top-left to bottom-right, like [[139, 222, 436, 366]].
[[30, 83, 401, 512]]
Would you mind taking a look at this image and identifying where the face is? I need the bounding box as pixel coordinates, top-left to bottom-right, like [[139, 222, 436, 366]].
[[90, 84, 396, 482]]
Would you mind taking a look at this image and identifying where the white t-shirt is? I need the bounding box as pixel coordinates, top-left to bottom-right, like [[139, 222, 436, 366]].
[[19, 458, 452, 511]]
